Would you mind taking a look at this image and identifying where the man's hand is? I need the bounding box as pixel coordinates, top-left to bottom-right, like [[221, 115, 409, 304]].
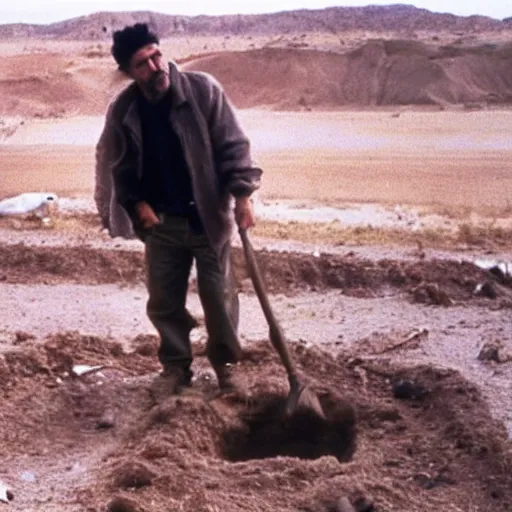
[[135, 201, 160, 229], [234, 196, 255, 230]]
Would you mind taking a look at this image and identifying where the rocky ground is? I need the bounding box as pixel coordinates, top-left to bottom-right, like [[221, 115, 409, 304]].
[[0, 210, 511, 512], [1, 14, 512, 510]]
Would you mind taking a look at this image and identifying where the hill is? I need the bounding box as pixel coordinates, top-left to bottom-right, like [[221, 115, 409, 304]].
[[184, 41, 512, 109], [0, 5, 511, 40], [0, 39, 511, 117]]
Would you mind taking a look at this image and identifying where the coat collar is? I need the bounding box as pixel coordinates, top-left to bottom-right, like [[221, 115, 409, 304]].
[[168, 61, 187, 107], [121, 61, 187, 143]]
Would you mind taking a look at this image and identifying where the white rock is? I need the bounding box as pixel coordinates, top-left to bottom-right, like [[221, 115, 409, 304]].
[[20, 471, 36, 483], [0, 193, 58, 216], [0, 480, 13, 502], [71, 364, 105, 377], [474, 259, 511, 277]]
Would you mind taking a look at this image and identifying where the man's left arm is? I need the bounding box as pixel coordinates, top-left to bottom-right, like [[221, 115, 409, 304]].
[[206, 77, 262, 228], [94, 105, 116, 230]]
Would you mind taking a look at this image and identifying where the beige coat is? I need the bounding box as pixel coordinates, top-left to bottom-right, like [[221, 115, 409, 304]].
[[94, 62, 262, 253]]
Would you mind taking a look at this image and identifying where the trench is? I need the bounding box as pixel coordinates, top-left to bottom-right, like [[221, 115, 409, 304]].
[[222, 394, 357, 462]]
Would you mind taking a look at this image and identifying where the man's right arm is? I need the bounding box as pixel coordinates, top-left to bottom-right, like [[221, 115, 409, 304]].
[[94, 106, 116, 229], [107, 114, 161, 232], [106, 118, 143, 223]]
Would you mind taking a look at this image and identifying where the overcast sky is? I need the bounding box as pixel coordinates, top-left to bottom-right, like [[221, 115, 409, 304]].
[[0, 1, 509, 25]]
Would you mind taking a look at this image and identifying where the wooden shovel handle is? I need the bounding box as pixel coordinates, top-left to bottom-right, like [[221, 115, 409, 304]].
[[239, 228, 298, 378]]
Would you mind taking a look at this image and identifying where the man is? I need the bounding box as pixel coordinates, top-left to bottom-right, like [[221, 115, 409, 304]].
[[95, 23, 262, 395]]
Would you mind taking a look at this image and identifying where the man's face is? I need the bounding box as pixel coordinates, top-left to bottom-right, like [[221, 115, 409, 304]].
[[127, 43, 170, 101]]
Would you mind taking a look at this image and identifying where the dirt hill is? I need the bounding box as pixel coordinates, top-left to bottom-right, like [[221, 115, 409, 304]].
[[0, 5, 511, 40], [182, 40, 512, 108], [1, 39, 511, 117], [0, 55, 126, 118]]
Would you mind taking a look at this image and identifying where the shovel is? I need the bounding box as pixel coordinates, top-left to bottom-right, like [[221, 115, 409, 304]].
[[239, 228, 326, 420]]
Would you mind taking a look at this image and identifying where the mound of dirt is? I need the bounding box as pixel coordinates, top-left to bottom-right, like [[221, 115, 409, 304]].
[[0, 54, 127, 117], [185, 47, 348, 110], [0, 243, 146, 284], [1, 39, 511, 117], [2, 242, 512, 308], [0, 333, 510, 511], [183, 41, 512, 109]]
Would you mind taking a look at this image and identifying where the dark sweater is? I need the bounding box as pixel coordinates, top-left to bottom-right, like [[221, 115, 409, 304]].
[[137, 90, 196, 219], [105, 62, 261, 247]]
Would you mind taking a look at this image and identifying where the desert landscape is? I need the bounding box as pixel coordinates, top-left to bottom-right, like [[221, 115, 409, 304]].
[[0, 5, 512, 512]]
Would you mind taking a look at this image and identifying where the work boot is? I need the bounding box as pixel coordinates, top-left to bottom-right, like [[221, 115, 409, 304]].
[[213, 363, 249, 396], [160, 365, 193, 387], [151, 366, 190, 399]]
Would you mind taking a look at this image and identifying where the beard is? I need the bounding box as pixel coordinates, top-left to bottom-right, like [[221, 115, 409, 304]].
[[144, 70, 170, 101]]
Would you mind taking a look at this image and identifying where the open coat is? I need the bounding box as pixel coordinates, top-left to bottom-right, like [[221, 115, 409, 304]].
[[94, 61, 262, 254]]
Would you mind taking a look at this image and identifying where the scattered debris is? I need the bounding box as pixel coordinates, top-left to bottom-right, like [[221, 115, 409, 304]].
[[376, 327, 429, 353], [413, 471, 456, 490], [392, 379, 428, 400], [335, 496, 357, 512], [474, 259, 511, 282], [405, 327, 429, 343], [411, 282, 452, 306], [111, 461, 155, 490], [71, 364, 105, 377], [478, 340, 512, 364], [41, 217, 53, 228], [96, 409, 116, 430], [352, 365, 369, 392], [473, 281, 497, 299], [0, 334, 511, 511], [14, 330, 36, 344], [106, 495, 141, 512], [353, 495, 375, 512], [19, 471, 36, 483], [0, 480, 14, 503]]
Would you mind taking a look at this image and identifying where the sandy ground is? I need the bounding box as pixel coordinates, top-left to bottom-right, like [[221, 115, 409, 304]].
[[0, 232, 511, 511], [1, 107, 512, 509], [1, 281, 511, 433], [1, 36, 512, 511], [2, 110, 512, 219]]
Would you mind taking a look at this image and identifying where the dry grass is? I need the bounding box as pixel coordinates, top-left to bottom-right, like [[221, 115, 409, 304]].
[[4, 213, 510, 253], [0, 212, 100, 234], [455, 222, 512, 248], [252, 219, 512, 251], [1, 99, 511, 253], [420, 201, 512, 222]]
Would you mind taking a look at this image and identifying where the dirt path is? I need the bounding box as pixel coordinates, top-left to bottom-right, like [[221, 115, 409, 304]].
[[1, 277, 511, 436], [1, 36, 511, 511], [0, 331, 510, 511], [1, 220, 511, 511]]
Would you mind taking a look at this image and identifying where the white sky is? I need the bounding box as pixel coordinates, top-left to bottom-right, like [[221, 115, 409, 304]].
[[0, 1, 509, 25]]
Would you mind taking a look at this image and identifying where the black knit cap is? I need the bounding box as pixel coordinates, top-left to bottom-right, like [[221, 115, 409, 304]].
[[111, 23, 159, 70]]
